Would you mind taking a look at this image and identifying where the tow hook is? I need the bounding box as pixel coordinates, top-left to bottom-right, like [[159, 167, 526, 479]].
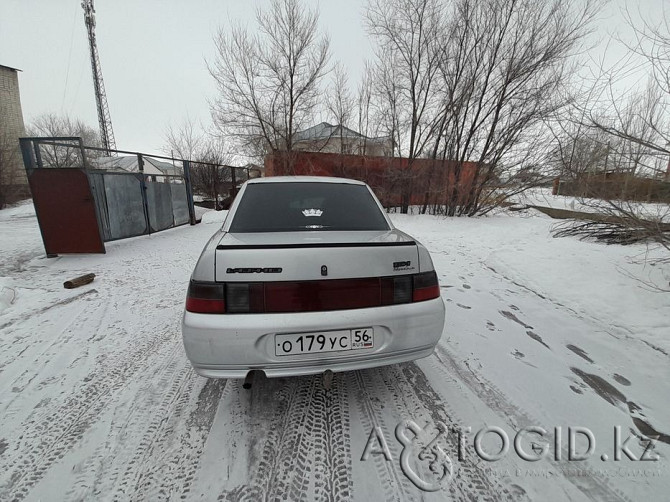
[[323, 369, 334, 391]]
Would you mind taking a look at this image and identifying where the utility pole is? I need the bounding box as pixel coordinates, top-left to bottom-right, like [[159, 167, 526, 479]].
[[82, 0, 116, 154]]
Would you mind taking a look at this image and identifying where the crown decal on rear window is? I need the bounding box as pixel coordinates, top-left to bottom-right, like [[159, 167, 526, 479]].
[[302, 208, 323, 217]]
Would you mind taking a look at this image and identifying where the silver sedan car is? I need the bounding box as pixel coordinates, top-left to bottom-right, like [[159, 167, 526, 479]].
[[182, 176, 446, 380]]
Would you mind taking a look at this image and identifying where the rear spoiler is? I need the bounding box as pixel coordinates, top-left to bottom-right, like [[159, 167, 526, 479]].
[[216, 241, 416, 250]]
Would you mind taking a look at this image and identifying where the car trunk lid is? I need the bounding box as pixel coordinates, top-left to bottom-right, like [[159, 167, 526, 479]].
[[214, 230, 419, 282]]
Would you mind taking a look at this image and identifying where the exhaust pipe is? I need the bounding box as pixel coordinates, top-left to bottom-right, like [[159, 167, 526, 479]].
[[243, 370, 256, 390]]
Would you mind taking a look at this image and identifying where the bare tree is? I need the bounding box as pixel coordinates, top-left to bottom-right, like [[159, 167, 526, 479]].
[[552, 8, 670, 274], [366, 0, 599, 215], [164, 116, 204, 161], [582, 83, 667, 178], [356, 63, 376, 155], [444, 0, 599, 216], [163, 118, 232, 209], [584, 9, 670, 158], [546, 102, 613, 182], [191, 141, 233, 210], [27, 113, 101, 168], [209, 0, 330, 169], [366, 0, 446, 213], [326, 63, 355, 154]]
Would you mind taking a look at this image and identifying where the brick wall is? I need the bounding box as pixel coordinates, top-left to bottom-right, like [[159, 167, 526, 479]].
[[264, 150, 478, 208], [0, 66, 27, 187]]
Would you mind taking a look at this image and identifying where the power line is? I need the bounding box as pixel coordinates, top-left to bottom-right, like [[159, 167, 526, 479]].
[[61, 1, 79, 112]]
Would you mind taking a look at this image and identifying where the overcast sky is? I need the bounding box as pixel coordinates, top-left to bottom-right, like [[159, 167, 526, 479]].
[[0, 0, 665, 158]]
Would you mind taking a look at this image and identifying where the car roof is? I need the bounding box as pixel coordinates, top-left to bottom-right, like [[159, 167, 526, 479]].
[[247, 176, 365, 185]]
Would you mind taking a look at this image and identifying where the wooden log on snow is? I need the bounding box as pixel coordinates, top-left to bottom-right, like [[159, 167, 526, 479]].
[[63, 273, 96, 289]]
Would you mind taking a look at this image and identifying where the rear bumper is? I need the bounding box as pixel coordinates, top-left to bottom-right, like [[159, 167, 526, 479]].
[[182, 297, 446, 379]]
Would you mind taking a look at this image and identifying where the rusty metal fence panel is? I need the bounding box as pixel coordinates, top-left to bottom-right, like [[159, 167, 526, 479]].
[[27, 168, 106, 255], [19, 137, 201, 255]]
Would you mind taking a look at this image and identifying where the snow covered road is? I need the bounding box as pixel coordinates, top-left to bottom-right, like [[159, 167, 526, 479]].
[[0, 203, 668, 501]]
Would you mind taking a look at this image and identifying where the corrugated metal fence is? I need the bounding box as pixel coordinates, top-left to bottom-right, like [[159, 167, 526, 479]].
[[19, 137, 205, 255]]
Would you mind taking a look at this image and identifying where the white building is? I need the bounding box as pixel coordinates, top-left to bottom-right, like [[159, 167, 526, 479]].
[[293, 122, 392, 157]]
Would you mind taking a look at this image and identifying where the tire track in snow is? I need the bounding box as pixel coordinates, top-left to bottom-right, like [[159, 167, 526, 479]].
[[218, 375, 352, 502], [372, 363, 511, 501], [64, 341, 206, 502], [0, 212, 212, 500], [327, 380, 353, 501], [0, 316, 178, 501], [176, 378, 229, 501], [255, 375, 350, 502], [0, 300, 94, 404], [258, 377, 315, 502], [350, 369, 415, 501], [308, 377, 352, 502], [111, 357, 194, 500], [218, 377, 304, 501], [112, 370, 225, 502]]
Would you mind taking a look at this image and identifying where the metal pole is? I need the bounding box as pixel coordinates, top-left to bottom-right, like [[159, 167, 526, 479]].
[[183, 160, 197, 225], [78, 137, 90, 169], [19, 138, 37, 172], [231, 166, 237, 198], [33, 141, 44, 169], [137, 153, 151, 234]]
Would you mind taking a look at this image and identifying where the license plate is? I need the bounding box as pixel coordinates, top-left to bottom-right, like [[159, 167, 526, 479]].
[[275, 328, 374, 356]]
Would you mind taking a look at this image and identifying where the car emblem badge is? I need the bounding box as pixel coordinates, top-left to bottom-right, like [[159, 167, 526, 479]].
[[321, 265, 328, 276]]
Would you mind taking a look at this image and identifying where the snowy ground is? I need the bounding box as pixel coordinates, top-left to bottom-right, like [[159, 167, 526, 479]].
[[0, 201, 668, 501]]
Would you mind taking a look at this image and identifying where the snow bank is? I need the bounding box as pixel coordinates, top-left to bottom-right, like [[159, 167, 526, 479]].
[[518, 188, 670, 222], [0, 200, 35, 219], [193, 205, 209, 220], [200, 209, 228, 225]]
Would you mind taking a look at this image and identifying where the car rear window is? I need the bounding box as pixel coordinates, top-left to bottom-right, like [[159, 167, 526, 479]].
[[229, 182, 390, 232]]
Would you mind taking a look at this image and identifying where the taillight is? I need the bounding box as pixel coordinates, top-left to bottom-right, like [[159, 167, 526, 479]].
[[393, 276, 413, 304], [264, 278, 381, 313], [412, 271, 440, 302], [225, 283, 264, 313], [185, 281, 225, 313], [187, 272, 441, 314]]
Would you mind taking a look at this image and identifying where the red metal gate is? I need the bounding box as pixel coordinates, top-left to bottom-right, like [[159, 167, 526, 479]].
[[28, 168, 106, 255]]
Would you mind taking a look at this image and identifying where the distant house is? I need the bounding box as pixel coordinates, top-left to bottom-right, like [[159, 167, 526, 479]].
[[293, 122, 392, 157]]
